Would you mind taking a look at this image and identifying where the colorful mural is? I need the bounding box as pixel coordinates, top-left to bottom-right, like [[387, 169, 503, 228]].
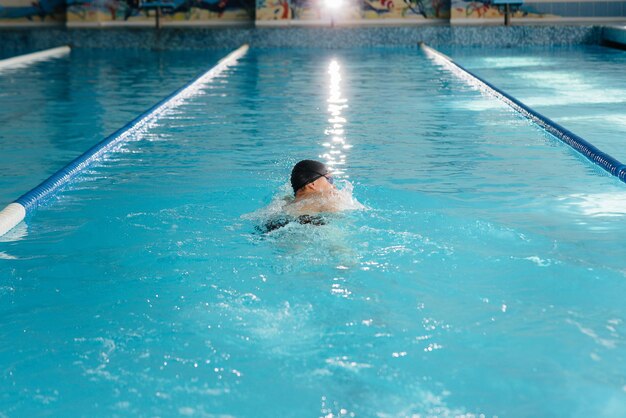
[[362, 0, 450, 19], [66, 0, 254, 25], [255, 0, 356, 21], [450, 0, 626, 23], [0, 0, 622, 26], [255, 0, 451, 23], [0, 0, 66, 24], [450, 0, 548, 21]]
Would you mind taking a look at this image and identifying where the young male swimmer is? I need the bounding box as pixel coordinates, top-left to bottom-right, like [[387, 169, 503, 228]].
[[261, 159, 346, 232], [287, 159, 340, 215]]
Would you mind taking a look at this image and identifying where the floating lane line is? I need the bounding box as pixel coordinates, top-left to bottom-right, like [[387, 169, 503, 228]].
[[420, 43, 626, 185], [0, 46, 71, 70], [0, 44, 249, 237]]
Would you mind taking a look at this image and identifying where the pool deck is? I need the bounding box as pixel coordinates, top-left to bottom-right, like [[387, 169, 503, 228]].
[[0, 25, 611, 51]]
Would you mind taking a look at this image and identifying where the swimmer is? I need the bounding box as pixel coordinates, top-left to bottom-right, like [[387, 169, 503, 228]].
[[261, 160, 339, 232], [287, 159, 339, 215]]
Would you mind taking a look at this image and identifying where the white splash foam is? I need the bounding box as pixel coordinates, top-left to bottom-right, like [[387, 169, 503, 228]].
[[243, 180, 365, 223], [524, 256, 552, 267]]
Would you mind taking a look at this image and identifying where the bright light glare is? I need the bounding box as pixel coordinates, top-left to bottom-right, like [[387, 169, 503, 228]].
[[562, 193, 626, 217], [322, 59, 350, 171], [325, 0, 343, 10]]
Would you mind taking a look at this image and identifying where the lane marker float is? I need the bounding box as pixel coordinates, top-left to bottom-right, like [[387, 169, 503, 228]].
[[420, 43, 626, 185], [0, 46, 71, 70], [0, 44, 249, 237]]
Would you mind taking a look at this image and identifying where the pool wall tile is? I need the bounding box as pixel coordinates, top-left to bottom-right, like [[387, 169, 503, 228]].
[[0, 26, 607, 52], [565, 2, 579, 16], [606, 1, 622, 15], [594, 1, 607, 16], [579, 2, 595, 16], [552, 3, 566, 16]]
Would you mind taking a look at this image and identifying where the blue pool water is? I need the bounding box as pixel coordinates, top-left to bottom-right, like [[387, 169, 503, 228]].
[[2, 46, 626, 417], [0, 49, 227, 203], [443, 45, 626, 162]]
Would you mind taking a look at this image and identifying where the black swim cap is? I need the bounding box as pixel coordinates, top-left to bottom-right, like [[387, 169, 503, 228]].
[[290, 160, 330, 193]]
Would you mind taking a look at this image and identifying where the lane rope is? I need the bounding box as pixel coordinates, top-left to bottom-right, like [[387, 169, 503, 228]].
[[0, 46, 71, 70], [420, 43, 626, 185], [0, 44, 249, 237]]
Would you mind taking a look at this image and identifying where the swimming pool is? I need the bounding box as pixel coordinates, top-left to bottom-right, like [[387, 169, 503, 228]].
[[1, 46, 626, 416]]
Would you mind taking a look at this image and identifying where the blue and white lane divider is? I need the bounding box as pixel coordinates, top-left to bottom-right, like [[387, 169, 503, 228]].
[[420, 43, 626, 185], [0, 44, 249, 237], [0, 46, 71, 70]]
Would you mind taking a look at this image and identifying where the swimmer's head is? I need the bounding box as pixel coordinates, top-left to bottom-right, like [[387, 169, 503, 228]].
[[291, 160, 334, 195]]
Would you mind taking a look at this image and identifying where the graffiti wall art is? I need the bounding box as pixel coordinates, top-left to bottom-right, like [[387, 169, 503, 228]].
[[255, 0, 451, 23], [0, 0, 66, 24], [66, 0, 254, 25]]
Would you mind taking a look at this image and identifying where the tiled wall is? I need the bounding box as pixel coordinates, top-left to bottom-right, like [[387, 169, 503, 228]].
[[0, 26, 605, 51], [0, 0, 624, 26], [527, 1, 626, 18]]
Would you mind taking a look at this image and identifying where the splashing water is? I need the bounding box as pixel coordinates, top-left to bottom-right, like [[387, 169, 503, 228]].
[[243, 180, 366, 228]]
